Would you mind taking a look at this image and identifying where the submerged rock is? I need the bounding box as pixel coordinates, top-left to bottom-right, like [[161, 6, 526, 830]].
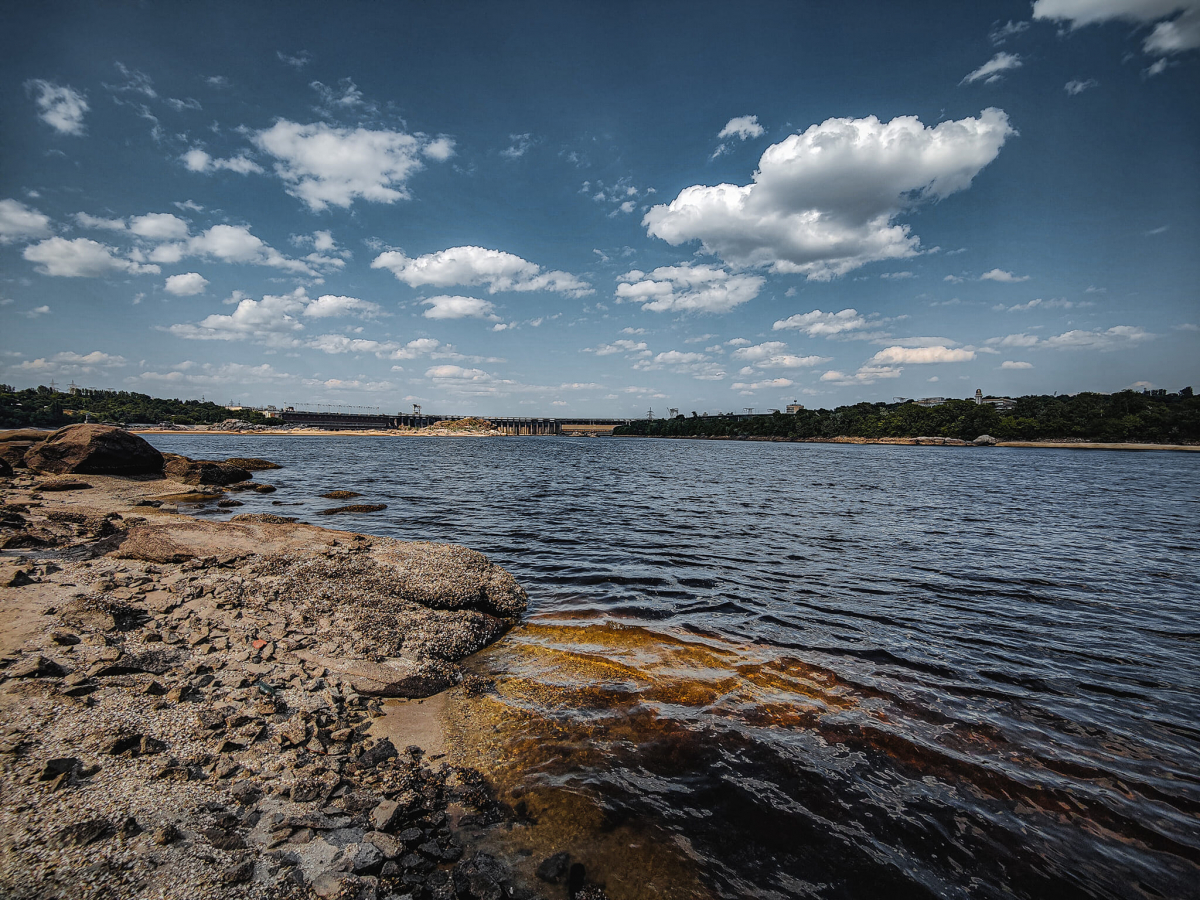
[[24, 425, 164, 476]]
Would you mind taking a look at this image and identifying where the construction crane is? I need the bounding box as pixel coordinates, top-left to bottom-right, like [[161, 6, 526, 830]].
[[412, 403, 421, 416], [744, 407, 754, 415]]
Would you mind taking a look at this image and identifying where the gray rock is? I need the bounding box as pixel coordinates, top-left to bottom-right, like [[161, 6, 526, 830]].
[[342, 841, 384, 872], [363, 831, 402, 859], [973, 434, 998, 446]]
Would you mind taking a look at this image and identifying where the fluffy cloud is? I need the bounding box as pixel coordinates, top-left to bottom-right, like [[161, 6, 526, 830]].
[[372, 246, 591, 296], [18, 350, 126, 374], [1001, 360, 1034, 369], [0, 199, 53, 244], [644, 109, 1013, 280], [588, 339, 649, 356], [75, 212, 127, 231], [980, 268, 1030, 282], [182, 148, 263, 175], [166, 287, 381, 344], [164, 272, 209, 295], [772, 308, 878, 337], [615, 264, 764, 313], [986, 326, 1153, 350], [421, 295, 498, 320], [253, 120, 450, 210], [1033, 0, 1200, 53], [152, 224, 322, 275], [731, 378, 794, 391], [633, 350, 728, 380], [870, 345, 975, 364], [1065, 78, 1099, 95], [718, 115, 765, 141], [25, 80, 88, 135], [23, 237, 160, 277], [961, 52, 1023, 85], [137, 361, 291, 386], [130, 213, 190, 241], [731, 341, 829, 367], [820, 365, 904, 385], [302, 294, 381, 318]]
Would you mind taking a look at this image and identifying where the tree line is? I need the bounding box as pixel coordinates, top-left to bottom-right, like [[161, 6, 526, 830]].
[[614, 390, 1199, 443], [0, 385, 275, 428]]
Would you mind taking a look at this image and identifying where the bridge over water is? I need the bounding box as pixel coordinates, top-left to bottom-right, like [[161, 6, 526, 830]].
[[280, 410, 634, 434]]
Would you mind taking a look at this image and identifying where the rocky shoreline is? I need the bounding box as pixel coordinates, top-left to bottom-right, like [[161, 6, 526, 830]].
[[0, 426, 590, 900]]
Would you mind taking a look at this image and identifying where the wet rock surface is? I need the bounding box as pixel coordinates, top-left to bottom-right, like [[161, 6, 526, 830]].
[[0, 463, 574, 900]]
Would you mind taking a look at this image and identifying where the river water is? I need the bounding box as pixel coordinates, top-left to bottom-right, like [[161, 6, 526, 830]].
[[146, 435, 1200, 900]]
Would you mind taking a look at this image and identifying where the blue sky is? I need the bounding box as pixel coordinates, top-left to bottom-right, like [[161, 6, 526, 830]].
[[2, 0, 1197, 415]]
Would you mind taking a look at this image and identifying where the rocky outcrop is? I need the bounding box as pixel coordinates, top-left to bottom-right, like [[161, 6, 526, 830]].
[[0, 429, 50, 469], [23, 425, 164, 476], [0, 457, 12, 478], [162, 454, 251, 486], [973, 434, 998, 446]]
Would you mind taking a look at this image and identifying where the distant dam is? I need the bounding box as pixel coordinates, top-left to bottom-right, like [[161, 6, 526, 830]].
[[278, 409, 634, 435]]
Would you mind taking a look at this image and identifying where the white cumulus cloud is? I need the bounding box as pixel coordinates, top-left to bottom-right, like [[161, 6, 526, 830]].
[[980, 268, 1030, 282], [372, 245, 591, 296], [772, 308, 878, 337], [182, 148, 263, 175], [302, 294, 381, 318], [731, 341, 830, 368], [164, 272, 209, 295], [870, 345, 976, 364], [0, 199, 53, 244], [130, 213, 190, 241], [615, 264, 764, 313], [644, 109, 1014, 280], [1001, 360, 1034, 369], [25, 80, 89, 135], [820, 365, 904, 385], [23, 237, 160, 278], [253, 120, 450, 210], [421, 295, 498, 320]]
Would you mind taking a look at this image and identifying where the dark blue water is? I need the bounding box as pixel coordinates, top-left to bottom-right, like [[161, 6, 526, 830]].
[[147, 435, 1200, 899]]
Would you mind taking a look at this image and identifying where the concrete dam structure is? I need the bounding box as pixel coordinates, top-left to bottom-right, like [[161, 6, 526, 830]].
[[279, 410, 633, 435]]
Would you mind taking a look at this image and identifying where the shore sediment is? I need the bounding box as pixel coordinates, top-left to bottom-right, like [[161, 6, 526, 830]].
[[0, 450, 558, 899]]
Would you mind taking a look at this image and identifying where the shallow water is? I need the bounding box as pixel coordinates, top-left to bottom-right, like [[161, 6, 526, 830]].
[[148, 435, 1200, 899]]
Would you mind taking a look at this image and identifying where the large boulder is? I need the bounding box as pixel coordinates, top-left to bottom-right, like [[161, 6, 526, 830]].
[[23, 425, 164, 476], [162, 454, 251, 486], [0, 429, 50, 469], [973, 434, 997, 446]]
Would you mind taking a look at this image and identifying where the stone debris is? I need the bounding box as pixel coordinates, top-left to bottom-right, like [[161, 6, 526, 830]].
[[0, 459, 568, 900]]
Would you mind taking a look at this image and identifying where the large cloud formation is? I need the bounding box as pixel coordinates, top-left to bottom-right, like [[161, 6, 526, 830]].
[[253, 120, 453, 211], [372, 245, 591, 296], [643, 109, 1014, 280]]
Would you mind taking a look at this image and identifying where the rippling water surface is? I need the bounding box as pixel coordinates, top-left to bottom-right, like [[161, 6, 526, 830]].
[[149, 435, 1200, 899]]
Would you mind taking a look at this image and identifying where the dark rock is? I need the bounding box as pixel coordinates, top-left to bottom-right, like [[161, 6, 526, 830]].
[[202, 825, 246, 850], [118, 815, 141, 838], [9, 655, 67, 678], [230, 512, 298, 525], [222, 859, 256, 884], [39, 757, 82, 781], [163, 453, 251, 486], [50, 631, 81, 646], [217, 498, 244, 508], [224, 457, 281, 471], [0, 457, 14, 477], [318, 504, 387, 515], [2, 566, 36, 588], [254, 484, 276, 493], [453, 853, 509, 900], [536, 852, 570, 884], [55, 818, 113, 848], [320, 491, 362, 499], [357, 738, 397, 769], [152, 823, 179, 845], [24, 425, 164, 476]]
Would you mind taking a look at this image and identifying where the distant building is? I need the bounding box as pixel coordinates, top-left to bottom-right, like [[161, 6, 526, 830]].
[[975, 388, 983, 404], [786, 402, 805, 414], [981, 396, 1017, 411], [916, 397, 946, 407]]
